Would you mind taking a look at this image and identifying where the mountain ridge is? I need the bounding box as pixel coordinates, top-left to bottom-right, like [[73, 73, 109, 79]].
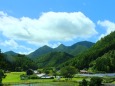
[[28, 41, 94, 59]]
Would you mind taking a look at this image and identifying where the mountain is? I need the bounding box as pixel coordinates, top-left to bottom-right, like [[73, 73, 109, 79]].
[[28, 45, 53, 59], [28, 41, 94, 59], [60, 31, 115, 72], [5, 51, 18, 56], [69, 41, 94, 56], [70, 41, 95, 49], [54, 44, 70, 53], [35, 52, 74, 68]]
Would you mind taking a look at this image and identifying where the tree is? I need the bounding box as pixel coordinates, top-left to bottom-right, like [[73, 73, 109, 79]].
[[0, 69, 4, 86], [89, 77, 103, 86], [26, 69, 34, 75], [60, 66, 77, 79], [79, 78, 88, 86]]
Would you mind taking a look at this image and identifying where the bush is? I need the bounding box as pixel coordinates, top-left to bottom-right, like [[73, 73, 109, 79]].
[[89, 77, 103, 86], [26, 69, 34, 75], [29, 75, 39, 79], [79, 78, 88, 86], [20, 74, 28, 80]]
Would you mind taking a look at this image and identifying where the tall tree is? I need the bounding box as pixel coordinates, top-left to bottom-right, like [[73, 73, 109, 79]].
[[60, 66, 77, 79]]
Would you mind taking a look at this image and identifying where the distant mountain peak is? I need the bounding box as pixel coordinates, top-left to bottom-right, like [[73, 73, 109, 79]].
[[71, 41, 94, 48], [58, 44, 66, 47], [28, 41, 94, 59], [5, 51, 18, 55]]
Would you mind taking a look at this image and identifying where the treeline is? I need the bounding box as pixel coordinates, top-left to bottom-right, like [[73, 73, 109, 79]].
[[0, 51, 37, 71]]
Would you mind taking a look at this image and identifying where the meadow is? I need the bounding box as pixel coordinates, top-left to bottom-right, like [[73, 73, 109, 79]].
[[2, 72, 80, 86]]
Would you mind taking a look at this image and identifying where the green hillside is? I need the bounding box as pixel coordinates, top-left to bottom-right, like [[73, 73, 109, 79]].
[[91, 50, 115, 73], [0, 52, 37, 71], [28, 45, 53, 59], [35, 52, 74, 68], [60, 31, 115, 72]]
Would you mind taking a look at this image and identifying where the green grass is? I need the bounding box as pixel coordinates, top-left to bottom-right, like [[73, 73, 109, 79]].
[[2, 72, 85, 85], [2, 72, 60, 84], [2, 72, 25, 83]]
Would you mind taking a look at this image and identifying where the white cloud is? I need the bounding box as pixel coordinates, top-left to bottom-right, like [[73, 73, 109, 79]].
[[0, 11, 97, 46], [0, 39, 33, 54], [98, 20, 115, 39]]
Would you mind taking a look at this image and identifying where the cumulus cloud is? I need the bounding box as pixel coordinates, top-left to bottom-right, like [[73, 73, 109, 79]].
[[0, 11, 97, 45], [0, 39, 33, 54], [98, 20, 115, 39]]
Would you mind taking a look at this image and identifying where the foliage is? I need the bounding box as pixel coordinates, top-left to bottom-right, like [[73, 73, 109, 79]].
[[0, 69, 4, 78], [89, 77, 103, 86], [0, 51, 38, 71], [0, 69, 4, 85], [91, 50, 115, 72], [26, 69, 34, 75], [60, 66, 77, 79], [60, 31, 115, 71], [0, 52, 12, 71], [79, 78, 88, 86], [35, 52, 74, 68], [29, 74, 39, 79]]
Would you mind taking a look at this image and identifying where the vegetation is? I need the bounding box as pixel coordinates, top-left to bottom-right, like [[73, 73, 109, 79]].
[[60, 31, 115, 72], [2, 72, 25, 83], [0, 51, 37, 72], [60, 66, 77, 79], [89, 77, 103, 86], [26, 69, 34, 75], [79, 78, 88, 86], [35, 52, 74, 68], [91, 50, 115, 72], [0, 69, 4, 86], [28, 41, 94, 59]]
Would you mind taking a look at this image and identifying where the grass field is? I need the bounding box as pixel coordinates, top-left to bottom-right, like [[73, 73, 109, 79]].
[[2, 72, 25, 83], [2, 72, 86, 86]]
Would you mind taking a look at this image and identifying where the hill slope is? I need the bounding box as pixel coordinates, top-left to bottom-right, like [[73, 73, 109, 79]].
[[60, 31, 115, 71], [28, 45, 53, 59], [35, 52, 74, 68], [5, 51, 18, 56]]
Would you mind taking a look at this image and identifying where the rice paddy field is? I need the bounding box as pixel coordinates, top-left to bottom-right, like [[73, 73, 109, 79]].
[[2, 72, 79, 86]]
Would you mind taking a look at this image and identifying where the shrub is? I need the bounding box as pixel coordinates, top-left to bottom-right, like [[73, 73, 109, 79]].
[[89, 77, 103, 86]]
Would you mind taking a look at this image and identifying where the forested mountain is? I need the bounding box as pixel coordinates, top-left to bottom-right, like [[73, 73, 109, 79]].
[[0, 52, 37, 71], [35, 52, 74, 68], [60, 31, 115, 72], [5, 51, 18, 56], [54, 41, 94, 56], [91, 50, 115, 73], [28, 45, 53, 59], [28, 41, 94, 59]]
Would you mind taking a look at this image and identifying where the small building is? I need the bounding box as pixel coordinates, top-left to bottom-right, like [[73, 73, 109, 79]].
[[80, 70, 88, 74], [37, 73, 53, 79]]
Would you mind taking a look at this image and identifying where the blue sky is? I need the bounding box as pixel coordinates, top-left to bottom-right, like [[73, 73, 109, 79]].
[[0, 0, 115, 54]]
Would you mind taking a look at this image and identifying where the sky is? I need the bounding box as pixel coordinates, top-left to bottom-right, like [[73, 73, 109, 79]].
[[0, 0, 115, 54]]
